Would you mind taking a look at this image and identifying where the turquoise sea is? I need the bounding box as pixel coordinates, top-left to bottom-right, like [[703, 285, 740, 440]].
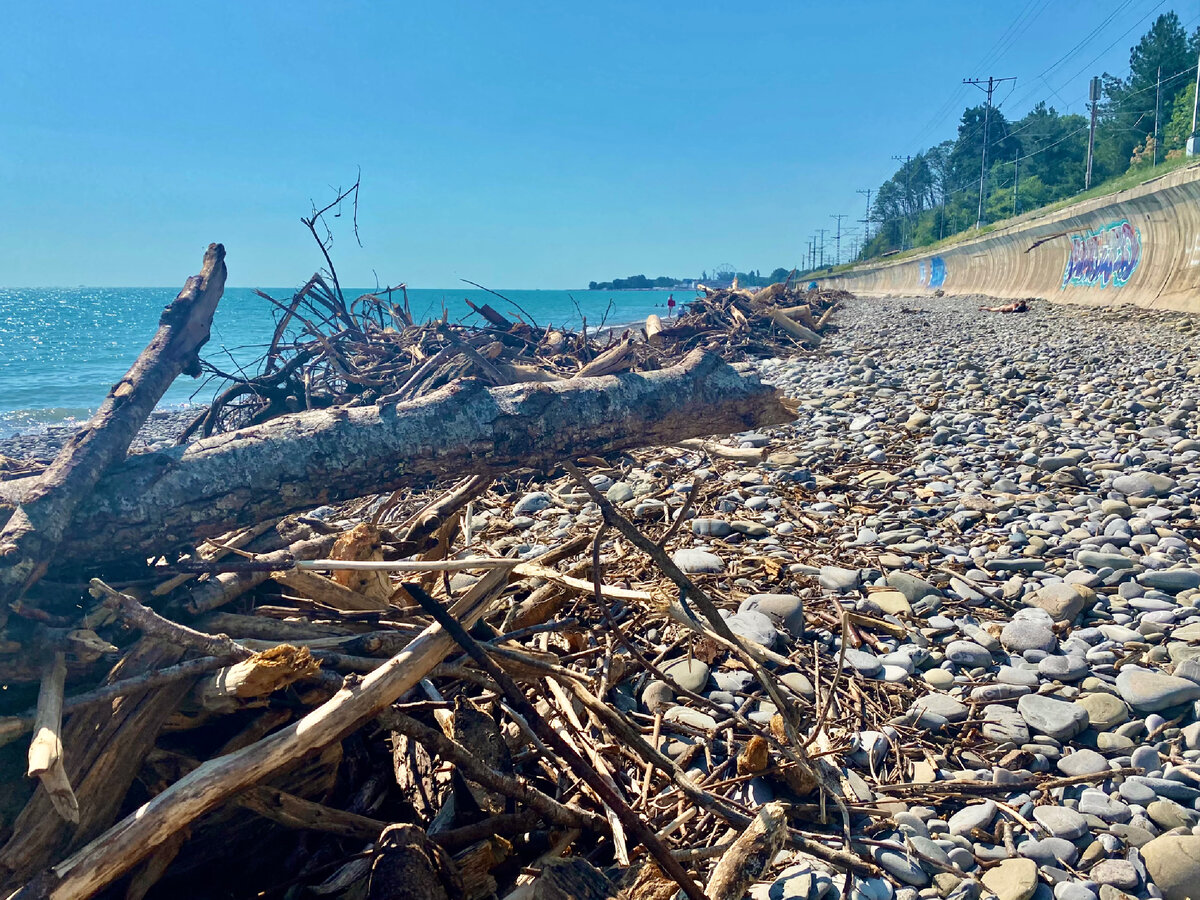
[[0, 286, 694, 437]]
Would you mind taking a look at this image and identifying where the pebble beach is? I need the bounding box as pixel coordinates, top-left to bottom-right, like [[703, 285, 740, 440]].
[[7, 292, 1200, 900], [472, 293, 1200, 900]]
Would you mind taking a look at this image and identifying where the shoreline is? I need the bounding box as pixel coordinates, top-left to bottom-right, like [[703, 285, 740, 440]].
[[0, 406, 200, 462]]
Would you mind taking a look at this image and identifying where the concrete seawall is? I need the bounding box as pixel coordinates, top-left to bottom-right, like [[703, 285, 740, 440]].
[[826, 161, 1200, 311]]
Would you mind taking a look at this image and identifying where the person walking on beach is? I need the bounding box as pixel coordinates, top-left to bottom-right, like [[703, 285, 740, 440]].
[[667, 294, 675, 319]]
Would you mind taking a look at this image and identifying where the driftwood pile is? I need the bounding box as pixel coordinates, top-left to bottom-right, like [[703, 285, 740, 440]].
[[0, 245, 887, 900], [644, 282, 851, 360]]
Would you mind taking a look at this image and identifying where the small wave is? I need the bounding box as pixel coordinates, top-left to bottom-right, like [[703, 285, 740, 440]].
[[0, 407, 93, 440]]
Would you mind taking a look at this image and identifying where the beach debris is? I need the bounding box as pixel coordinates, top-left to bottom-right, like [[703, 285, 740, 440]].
[[21, 239, 1200, 899]]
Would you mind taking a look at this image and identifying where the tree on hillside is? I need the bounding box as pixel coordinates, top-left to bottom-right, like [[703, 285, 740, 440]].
[[1012, 103, 1089, 196], [948, 105, 1021, 192], [1164, 81, 1197, 154], [1100, 13, 1197, 171]]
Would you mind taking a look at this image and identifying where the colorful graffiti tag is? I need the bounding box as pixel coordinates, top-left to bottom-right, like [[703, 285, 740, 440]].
[[1061, 219, 1141, 289], [918, 257, 947, 289]]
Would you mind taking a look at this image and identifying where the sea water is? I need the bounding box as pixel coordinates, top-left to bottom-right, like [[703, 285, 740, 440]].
[[0, 286, 692, 437]]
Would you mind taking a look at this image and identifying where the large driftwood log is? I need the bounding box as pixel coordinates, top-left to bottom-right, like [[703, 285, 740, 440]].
[[0, 245, 226, 611], [2, 349, 789, 567]]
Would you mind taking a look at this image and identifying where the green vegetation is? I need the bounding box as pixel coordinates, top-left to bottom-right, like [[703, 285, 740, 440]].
[[859, 12, 1200, 263], [588, 275, 680, 290]]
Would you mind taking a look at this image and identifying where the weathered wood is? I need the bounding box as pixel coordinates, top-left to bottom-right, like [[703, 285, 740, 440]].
[[10, 567, 510, 900], [576, 337, 636, 378], [235, 784, 388, 841], [27, 653, 79, 824], [270, 568, 387, 611], [767, 309, 821, 346], [704, 802, 788, 900], [675, 438, 765, 461], [645, 314, 664, 346], [189, 645, 320, 714], [2, 350, 788, 567], [0, 245, 227, 612], [0, 640, 196, 890]]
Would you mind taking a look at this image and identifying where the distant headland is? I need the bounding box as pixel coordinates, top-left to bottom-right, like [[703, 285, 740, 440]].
[[588, 268, 795, 291]]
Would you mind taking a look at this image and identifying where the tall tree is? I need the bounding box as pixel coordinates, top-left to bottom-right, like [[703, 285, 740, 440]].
[[1100, 13, 1195, 170]]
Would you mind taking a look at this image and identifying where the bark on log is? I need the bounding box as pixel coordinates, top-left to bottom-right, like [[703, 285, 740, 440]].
[[3, 350, 789, 567], [0, 245, 226, 612]]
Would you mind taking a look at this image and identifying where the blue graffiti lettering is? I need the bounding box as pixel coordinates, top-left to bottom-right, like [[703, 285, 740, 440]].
[[1061, 220, 1142, 289]]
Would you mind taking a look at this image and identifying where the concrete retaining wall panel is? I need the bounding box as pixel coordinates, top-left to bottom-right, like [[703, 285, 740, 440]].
[[827, 162, 1200, 312]]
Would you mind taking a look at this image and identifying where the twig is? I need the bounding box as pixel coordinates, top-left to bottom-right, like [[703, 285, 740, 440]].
[[403, 581, 709, 900], [89, 579, 253, 661]]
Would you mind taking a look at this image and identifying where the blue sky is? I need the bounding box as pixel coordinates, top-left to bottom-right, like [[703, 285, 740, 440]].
[[0, 0, 1186, 287]]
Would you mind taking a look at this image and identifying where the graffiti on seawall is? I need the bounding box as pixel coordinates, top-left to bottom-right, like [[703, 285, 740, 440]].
[[918, 256, 947, 289], [1061, 219, 1141, 289]]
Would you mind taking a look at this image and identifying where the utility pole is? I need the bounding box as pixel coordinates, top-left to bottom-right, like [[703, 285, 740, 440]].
[[856, 188, 873, 240], [1013, 149, 1020, 216], [830, 214, 847, 266], [1153, 65, 1162, 167], [1086, 76, 1100, 188], [891, 155, 912, 248], [817, 229, 828, 268], [964, 75, 1016, 229], [1190, 49, 1200, 156]]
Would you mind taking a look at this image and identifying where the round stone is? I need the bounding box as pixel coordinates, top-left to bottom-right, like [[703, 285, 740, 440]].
[[1018, 693, 1090, 741], [662, 658, 710, 693], [691, 517, 732, 537], [1033, 805, 1089, 841], [740, 593, 806, 634], [946, 640, 993, 668], [949, 800, 997, 836], [1002, 619, 1059, 653], [981, 857, 1039, 900], [1115, 666, 1200, 712], [1026, 583, 1090, 622], [1142, 834, 1200, 900], [672, 548, 725, 574], [1074, 692, 1129, 730]]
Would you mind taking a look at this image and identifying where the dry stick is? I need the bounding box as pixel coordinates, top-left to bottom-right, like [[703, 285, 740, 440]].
[[544, 673, 631, 865], [11, 566, 510, 900], [566, 467, 853, 861], [0, 655, 236, 746], [403, 583, 708, 900], [807, 610, 850, 748], [294, 558, 522, 573], [560, 671, 884, 878], [393, 473, 493, 540], [27, 653, 79, 824], [587, 527, 816, 795], [89, 579, 253, 661], [563, 463, 827, 794], [655, 474, 705, 548], [379, 709, 601, 831], [0, 243, 227, 617]]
